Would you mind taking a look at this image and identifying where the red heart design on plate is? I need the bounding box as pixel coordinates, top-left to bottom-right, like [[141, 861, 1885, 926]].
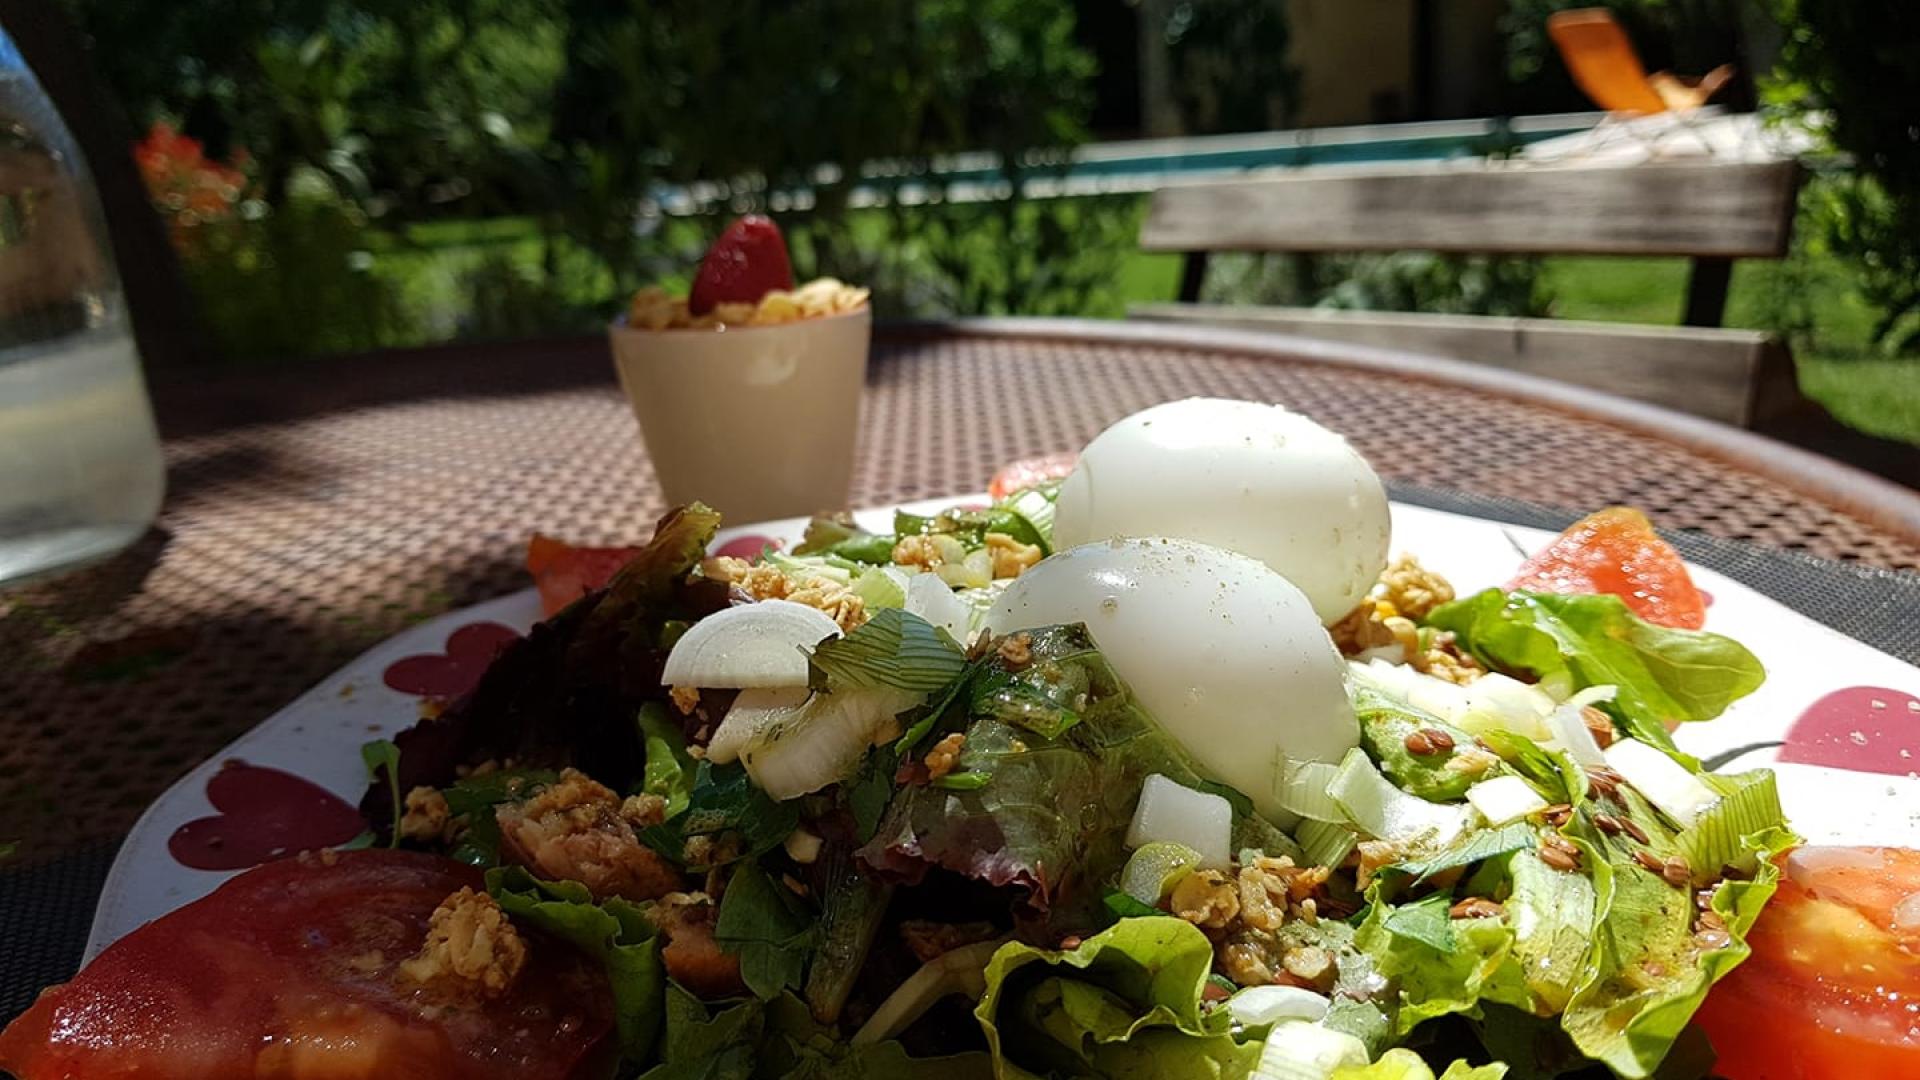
[[382, 622, 520, 699], [1779, 686, 1920, 776], [168, 760, 366, 870], [712, 534, 781, 561]]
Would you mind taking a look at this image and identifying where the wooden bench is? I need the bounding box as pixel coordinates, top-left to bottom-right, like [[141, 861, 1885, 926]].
[[1131, 159, 1805, 428]]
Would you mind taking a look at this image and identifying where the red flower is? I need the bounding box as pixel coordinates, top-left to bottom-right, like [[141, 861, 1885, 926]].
[[133, 120, 251, 249]]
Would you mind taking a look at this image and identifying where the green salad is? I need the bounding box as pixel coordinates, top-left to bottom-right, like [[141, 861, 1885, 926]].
[[358, 400, 1784, 1079]]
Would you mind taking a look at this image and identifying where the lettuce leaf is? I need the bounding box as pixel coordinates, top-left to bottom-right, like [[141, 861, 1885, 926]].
[[715, 859, 820, 1001], [794, 514, 898, 565], [1559, 822, 1795, 1077], [363, 502, 728, 829], [1354, 687, 1482, 802], [1355, 888, 1529, 1033], [1425, 591, 1764, 747], [440, 766, 558, 865], [1504, 850, 1596, 1014], [639, 704, 696, 819], [975, 916, 1259, 1079], [858, 625, 1206, 927], [486, 865, 666, 1063], [640, 986, 990, 1080], [1333, 1049, 1508, 1080], [639, 760, 800, 868]]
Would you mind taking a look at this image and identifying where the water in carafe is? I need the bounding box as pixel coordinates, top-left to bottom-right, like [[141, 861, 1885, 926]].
[[0, 29, 164, 585]]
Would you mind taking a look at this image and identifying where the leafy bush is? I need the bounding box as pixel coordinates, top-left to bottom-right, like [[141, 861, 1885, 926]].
[[1156, 0, 1299, 133], [1201, 252, 1548, 318], [72, 0, 1102, 354], [1767, 1, 1920, 350], [181, 185, 414, 360]]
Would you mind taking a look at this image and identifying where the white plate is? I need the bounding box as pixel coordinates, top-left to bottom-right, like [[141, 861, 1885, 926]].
[[87, 498, 1920, 960]]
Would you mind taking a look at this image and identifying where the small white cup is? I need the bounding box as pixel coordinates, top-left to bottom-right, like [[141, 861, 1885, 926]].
[[609, 307, 872, 522]]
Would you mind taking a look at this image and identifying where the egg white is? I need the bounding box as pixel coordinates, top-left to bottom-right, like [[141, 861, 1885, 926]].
[[1054, 397, 1391, 624], [990, 537, 1357, 821]]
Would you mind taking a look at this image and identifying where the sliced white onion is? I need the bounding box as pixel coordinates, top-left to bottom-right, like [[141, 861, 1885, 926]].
[[1125, 774, 1232, 870], [1252, 1020, 1368, 1080], [1605, 739, 1720, 827], [708, 687, 811, 764], [660, 600, 842, 689], [741, 687, 921, 801], [904, 572, 972, 643], [1567, 685, 1619, 708], [1466, 775, 1549, 825], [1544, 701, 1608, 767], [1228, 985, 1330, 1027], [1327, 748, 1476, 847]]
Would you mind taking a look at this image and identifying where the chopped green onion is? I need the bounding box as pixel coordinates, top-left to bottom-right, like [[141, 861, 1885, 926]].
[[1119, 841, 1203, 905], [931, 771, 991, 791], [1229, 985, 1331, 1027], [1277, 758, 1346, 822], [849, 564, 911, 610], [1251, 1020, 1369, 1080], [1296, 818, 1358, 870], [1326, 748, 1475, 847], [1678, 770, 1785, 879], [997, 485, 1058, 550]]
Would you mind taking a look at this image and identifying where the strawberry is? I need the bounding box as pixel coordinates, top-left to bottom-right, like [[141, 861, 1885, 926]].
[[687, 214, 795, 315]]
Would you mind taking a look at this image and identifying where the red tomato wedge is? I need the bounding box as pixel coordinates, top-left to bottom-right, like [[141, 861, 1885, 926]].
[[526, 534, 642, 618], [1695, 847, 1920, 1078], [0, 850, 614, 1080], [1505, 507, 1707, 629], [988, 450, 1078, 501]]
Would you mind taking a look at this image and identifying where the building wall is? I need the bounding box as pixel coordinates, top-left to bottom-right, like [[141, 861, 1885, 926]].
[[1288, 0, 1417, 127]]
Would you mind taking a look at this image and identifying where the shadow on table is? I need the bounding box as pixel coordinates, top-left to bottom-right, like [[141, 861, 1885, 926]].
[[149, 334, 614, 440]]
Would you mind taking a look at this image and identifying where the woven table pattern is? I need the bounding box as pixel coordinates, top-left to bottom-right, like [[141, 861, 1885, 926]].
[[2, 327, 1916, 867]]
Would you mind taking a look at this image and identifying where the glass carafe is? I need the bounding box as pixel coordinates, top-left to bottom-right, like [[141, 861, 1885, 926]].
[[0, 26, 164, 586]]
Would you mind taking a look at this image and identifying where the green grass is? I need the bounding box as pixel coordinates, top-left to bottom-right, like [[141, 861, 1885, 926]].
[[353, 211, 1919, 447], [1537, 255, 1920, 447]]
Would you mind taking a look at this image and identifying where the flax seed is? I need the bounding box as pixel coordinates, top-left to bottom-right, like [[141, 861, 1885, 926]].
[[1449, 897, 1504, 919], [1593, 813, 1625, 836], [1539, 835, 1582, 872], [1541, 803, 1573, 828], [1620, 817, 1651, 844], [1585, 767, 1624, 800], [1633, 849, 1666, 874], [1661, 856, 1692, 888], [1695, 929, 1732, 950]]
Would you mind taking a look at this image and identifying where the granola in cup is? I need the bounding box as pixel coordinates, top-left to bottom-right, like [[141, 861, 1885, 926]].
[[608, 216, 872, 521]]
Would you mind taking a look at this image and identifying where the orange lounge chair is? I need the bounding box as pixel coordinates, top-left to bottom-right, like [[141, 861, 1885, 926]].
[[1548, 8, 1735, 116]]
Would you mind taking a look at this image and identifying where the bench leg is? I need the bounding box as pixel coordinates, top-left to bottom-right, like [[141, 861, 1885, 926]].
[[1683, 257, 1733, 328], [1178, 251, 1211, 303]]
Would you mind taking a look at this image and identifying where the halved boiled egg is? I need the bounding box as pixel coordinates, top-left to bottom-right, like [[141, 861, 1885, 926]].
[[1053, 398, 1390, 624], [990, 537, 1356, 821]]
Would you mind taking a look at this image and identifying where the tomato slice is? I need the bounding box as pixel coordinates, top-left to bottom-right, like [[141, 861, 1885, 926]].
[[1505, 507, 1707, 629], [527, 534, 642, 618], [1695, 847, 1920, 1078], [0, 850, 614, 1080], [987, 451, 1078, 501]]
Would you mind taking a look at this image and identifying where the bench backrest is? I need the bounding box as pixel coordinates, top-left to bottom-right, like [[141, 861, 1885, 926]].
[[1139, 160, 1800, 259]]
